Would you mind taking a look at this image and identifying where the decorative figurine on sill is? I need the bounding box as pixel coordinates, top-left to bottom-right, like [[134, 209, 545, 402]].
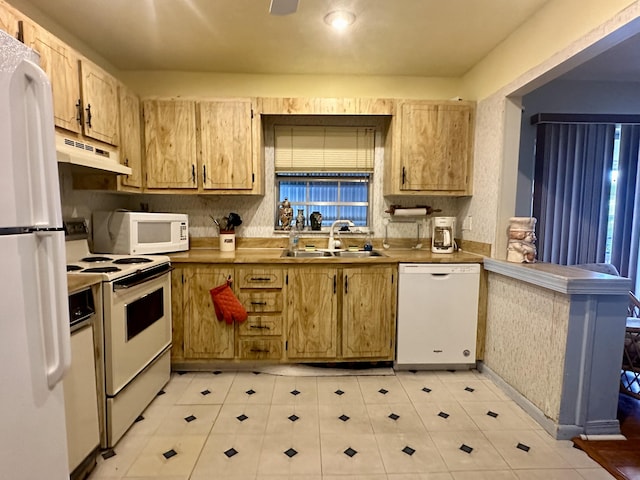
[[278, 197, 294, 230], [295, 209, 305, 230], [310, 211, 323, 231]]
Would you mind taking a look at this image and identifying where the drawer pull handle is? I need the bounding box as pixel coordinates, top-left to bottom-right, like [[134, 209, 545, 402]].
[[250, 277, 272, 281], [249, 325, 270, 329], [250, 348, 269, 353], [251, 301, 268, 305]]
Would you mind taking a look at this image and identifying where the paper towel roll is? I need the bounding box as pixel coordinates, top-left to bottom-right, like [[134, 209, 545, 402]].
[[393, 208, 428, 216]]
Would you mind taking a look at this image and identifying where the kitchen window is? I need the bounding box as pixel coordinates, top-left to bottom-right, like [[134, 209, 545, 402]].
[[274, 125, 374, 229]]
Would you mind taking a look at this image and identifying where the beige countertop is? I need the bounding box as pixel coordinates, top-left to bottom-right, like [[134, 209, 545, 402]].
[[168, 247, 484, 265], [67, 275, 103, 294]]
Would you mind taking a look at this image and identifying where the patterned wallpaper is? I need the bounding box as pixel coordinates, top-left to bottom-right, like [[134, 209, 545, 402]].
[[484, 273, 570, 422]]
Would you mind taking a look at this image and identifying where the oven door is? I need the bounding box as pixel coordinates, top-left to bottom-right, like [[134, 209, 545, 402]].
[[103, 267, 171, 396]]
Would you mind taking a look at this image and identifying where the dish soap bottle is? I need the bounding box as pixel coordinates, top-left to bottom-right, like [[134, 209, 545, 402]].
[[364, 232, 373, 251], [289, 228, 299, 252]]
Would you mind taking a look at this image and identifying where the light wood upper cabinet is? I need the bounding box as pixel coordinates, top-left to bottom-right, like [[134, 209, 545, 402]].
[[385, 100, 475, 196], [117, 84, 143, 190], [0, 1, 23, 39], [198, 99, 253, 190], [342, 266, 395, 358], [182, 265, 235, 359], [143, 99, 198, 189], [23, 22, 82, 134], [287, 267, 338, 359], [80, 59, 119, 145]]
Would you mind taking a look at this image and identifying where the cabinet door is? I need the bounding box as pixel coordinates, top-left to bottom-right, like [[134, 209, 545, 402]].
[[170, 267, 185, 361], [287, 267, 338, 359], [199, 99, 253, 190], [183, 266, 235, 359], [143, 99, 197, 189], [118, 85, 143, 189], [342, 267, 395, 359], [80, 60, 119, 145], [400, 102, 473, 193], [23, 22, 82, 134], [0, 2, 21, 38]]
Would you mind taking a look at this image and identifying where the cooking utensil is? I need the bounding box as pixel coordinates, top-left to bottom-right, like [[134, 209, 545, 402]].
[[228, 212, 243, 227]]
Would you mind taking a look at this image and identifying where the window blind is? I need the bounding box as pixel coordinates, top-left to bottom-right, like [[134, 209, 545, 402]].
[[274, 126, 375, 172]]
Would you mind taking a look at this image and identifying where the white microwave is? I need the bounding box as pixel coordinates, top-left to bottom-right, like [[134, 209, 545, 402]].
[[92, 211, 189, 255]]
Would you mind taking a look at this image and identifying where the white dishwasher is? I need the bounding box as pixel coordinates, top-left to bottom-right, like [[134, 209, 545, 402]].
[[395, 263, 480, 369]]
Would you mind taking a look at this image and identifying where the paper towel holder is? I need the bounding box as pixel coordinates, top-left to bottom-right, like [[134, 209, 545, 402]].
[[384, 204, 441, 217]]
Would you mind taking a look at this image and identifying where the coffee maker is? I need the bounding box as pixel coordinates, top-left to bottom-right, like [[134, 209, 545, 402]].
[[431, 217, 456, 253]]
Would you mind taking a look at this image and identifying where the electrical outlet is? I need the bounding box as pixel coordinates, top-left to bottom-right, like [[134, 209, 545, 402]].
[[463, 216, 472, 231]]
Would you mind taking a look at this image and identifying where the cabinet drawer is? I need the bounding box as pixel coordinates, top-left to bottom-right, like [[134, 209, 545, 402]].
[[236, 268, 284, 289], [238, 315, 283, 336], [238, 339, 283, 360], [238, 292, 283, 313]]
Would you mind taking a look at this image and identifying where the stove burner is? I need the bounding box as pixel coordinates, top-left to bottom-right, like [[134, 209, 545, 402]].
[[82, 266, 122, 273], [81, 256, 113, 263], [113, 257, 153, 265], [67, 265, 83, 272]]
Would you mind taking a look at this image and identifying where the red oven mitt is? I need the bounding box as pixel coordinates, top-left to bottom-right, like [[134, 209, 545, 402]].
[[209, 281, 248, 325]]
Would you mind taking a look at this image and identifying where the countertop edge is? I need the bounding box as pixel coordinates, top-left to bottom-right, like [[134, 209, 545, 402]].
[[484, 258, 631, 295]]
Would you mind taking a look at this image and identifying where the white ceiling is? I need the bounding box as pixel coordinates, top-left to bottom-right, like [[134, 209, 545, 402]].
[[16, 0, 553, 76]]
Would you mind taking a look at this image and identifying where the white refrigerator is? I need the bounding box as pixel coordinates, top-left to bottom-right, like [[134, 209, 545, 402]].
[[0, 29, 71, 479]]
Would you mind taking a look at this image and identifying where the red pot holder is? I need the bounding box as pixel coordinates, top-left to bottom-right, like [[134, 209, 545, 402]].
[[209, 280, 248, 324]]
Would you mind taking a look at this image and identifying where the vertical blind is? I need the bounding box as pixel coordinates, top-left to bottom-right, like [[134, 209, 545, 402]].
[[274, 126, 375, 172]]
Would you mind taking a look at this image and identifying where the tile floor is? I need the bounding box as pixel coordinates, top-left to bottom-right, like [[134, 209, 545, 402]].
[[88, 369, 615, 479]]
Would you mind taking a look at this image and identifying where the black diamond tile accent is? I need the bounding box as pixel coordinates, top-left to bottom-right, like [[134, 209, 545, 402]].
[[284, 448, 298, 458], [464, 386, 475, 392], [253, 371, 261, 375], [134, 415, 144, 423], [288, 414, 299, 422], [157, 389, 166, 396], [402, 446, 416, 456], [335, 389, 345, 396], [344, 447, 357, 458], [163, 449, 177, 459], [339, 414, 350, 422], [388, 413, 400, 421], [409, 369, 418, 373], [438, 411, 450, 419], [291, 389, 301, 396], [236, 414, 248, 422], [177, 371, 187, 375], [246, 389, 256, 395], [378, 388, 389, 395], [213, 370, 222, 375], [516, 442, 531, 452], [101, 449, 116, 460], [460, 444, 473, 454], [224, 448, 238, 458], [184, 415, 197, 423], [422, 387, 432, 393], [487, 411, 499, 418], [201, 389, 211, 396]]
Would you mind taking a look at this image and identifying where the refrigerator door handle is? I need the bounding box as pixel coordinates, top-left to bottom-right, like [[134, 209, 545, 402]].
[[12, 59, 61, 228], [36, 230, 71, 388]]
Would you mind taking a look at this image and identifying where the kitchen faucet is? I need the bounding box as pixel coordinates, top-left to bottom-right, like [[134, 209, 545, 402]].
[[328, 219, 354, 250]]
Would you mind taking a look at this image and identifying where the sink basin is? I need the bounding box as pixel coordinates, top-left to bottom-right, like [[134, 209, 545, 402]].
[[333, 250, 384, 258], [281, 250, 334, 258]]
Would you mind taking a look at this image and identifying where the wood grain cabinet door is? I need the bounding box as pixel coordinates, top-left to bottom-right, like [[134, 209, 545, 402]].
[[23, 22, 82, 134], [198, 99, 253, 191], [143, 99, 197, 189], [342, 267, 395, 359], [80, 59, 119, 145], [183, 266, 235, 359], [287, 267, 338, 359], [118, 84, 143, 189], [399, 102, 473, 194]]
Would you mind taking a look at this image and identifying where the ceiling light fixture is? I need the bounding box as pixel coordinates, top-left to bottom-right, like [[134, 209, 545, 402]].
[[324, 11, 356, 30]]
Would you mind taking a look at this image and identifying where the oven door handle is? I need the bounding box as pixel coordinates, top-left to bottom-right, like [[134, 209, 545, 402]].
[[113, 266, 174, 290]]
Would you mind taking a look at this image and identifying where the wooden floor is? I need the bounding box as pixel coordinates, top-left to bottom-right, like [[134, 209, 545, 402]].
[[573, 392, 640, 480]]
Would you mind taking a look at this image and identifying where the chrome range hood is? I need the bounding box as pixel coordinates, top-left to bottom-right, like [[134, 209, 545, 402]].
[[55, 134, 132, 175]]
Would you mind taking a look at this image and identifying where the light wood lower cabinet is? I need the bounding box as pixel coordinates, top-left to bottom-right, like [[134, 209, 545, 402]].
[[170, 263, 396, 364], [181, 265, 235, 359], [287, 267, 339, 359]]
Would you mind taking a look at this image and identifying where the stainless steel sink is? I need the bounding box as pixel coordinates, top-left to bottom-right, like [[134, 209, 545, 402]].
[[333, 250, 384, 257], [281, 250, 334, 258]]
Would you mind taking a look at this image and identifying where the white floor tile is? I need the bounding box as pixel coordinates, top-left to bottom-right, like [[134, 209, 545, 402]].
[[124, 434, 207, 478], [319, 403, 374, 434], [367, 403, 427, 434], [429, 430, 509, 471], [190, 433, 264, 477], [483, 429, 571, 470], [257, 432, 322, 475], [375, 432, 448, 473], [358, 375, 413, 404], [210, 403, 270, 434], [512, 469, 586, 479], [271, 375, 319, 405], [320, 433, 386, 475], [175, 372, 235, 405], [413, 402, 480, 432], [317, 376, 366, 404], [265, 404, 320, 435]]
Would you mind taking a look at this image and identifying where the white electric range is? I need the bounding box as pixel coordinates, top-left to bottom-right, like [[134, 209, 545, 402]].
[[65, 218, 172, 448]]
